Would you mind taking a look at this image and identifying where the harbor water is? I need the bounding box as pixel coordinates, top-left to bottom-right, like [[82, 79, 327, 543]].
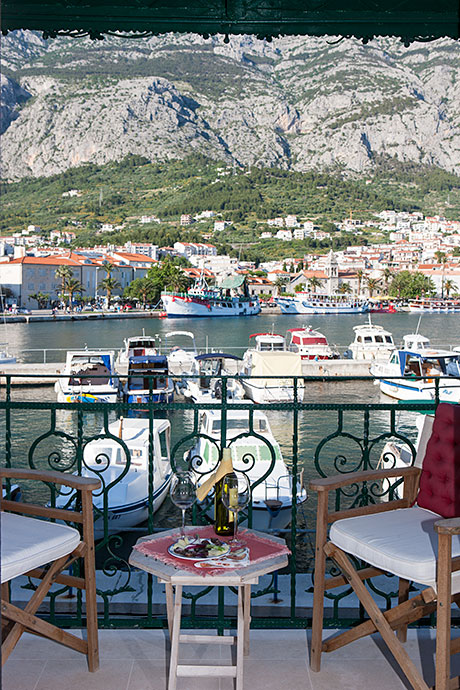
[[1, 311, 459, 555]]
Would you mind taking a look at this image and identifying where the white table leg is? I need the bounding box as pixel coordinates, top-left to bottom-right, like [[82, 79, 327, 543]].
[[165, 582, 174, 641], [243, 584, 251, 656], [236, 586, 244, 690], [168, 584, 183, 690]]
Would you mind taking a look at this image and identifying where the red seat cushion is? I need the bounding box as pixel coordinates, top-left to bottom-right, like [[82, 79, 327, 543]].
[[417, 403, 460, 518]]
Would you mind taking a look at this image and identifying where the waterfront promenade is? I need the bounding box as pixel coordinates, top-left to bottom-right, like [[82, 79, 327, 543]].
[[1, 308, 166, 324], [3, 627, 448, 690]]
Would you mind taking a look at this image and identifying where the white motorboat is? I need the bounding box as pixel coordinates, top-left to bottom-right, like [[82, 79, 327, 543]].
[[116, 334, 158, 371], [248, 332, 286, 352], [277, 293, 369, 314], [188, 409, 307, 531], [241, 347, 305, 403], [164, 330, 198, 378], [370, 347, 460, 403], [124, 354, 174, 405], [183, 352, 245, 402], [286, 326, 339, 360], [55, 417, 172, 537], [55, 350, 119, 403], [345, 317, 395, 361]]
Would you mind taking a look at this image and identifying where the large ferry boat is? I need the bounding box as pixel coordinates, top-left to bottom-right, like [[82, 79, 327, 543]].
[[161, 274, 260, 318], [277, 293, 369, 315], [408, 298, 460, 313]]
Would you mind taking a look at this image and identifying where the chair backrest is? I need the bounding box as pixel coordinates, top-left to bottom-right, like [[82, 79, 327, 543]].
[[417, 402, 460, 518]]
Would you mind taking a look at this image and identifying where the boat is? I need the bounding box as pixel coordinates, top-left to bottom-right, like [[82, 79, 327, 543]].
[[277, 293, 369, 315], [248, 332, 286, 352], [241, 347, 305, 403], [183, 352, 245, 402], [124, 354, 174, 405], [0, 344, 16, 364], [370, 347, 460, 403], [116, 333, 158, 371], [164, 330, 198, 377], [55, 350, 119, 403], [408, 298, 460, 313], [344, 317, 395, 361], [286, 326, 340, 360], [188, 409, 307, 531], [55, 417, 172, 537], [161, 274, 260, 318]]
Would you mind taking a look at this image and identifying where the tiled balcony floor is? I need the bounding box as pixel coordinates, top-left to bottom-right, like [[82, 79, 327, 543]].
[[2, 627, 456, 690]]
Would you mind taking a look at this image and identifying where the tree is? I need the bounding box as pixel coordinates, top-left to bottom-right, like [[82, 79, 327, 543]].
[[124, 278, 156, 307], [55, 265, 74, 307], [382, 268, 393, 291], [389, 271, 436, 299], [101, 261, 115, 278], [29, 292, 50, 309], [99, 276, 120, 306], [444, 279, 455, 298], [65, 278, 85, 309], [356, 269, 364, 296], [308, 276, 322, 293], [366, 277, 380, 298], [141, 257, 193, 304], [274, 276, 289, 296], [338, 282, 352, 295]]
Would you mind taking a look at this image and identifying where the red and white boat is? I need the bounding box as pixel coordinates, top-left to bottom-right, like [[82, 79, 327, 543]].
[[286, 326, 339, 360]]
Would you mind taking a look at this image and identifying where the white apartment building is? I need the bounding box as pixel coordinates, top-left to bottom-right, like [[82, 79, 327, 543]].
[[124, 241, 158, 259], [285, 215, 298, 228], [174, 242, 217, 258], [275, 230, 292, 241]]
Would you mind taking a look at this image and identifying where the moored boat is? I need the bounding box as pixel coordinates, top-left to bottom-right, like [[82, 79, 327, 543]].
[[408, 298, 460, 313], [277, 293, 369, 315], [286, 326, 339, 360], [183, 352, 245, 402], [55, 349, 119, 403], [55, 417, 172, 537], [188, 409, 307, 531], [345, 318, 395, 361], [124, 354, 174, 406], [164, 330, 198, 377], [116, 334, 158, 371], [241, 346, 305, 403], [161, 274, 260, 318]]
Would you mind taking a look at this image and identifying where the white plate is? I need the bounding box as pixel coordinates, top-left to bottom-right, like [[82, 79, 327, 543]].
[[168, 540, 230, 561]]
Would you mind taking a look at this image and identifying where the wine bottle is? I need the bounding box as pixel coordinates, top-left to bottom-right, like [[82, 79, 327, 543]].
[[214, 448, 236, 536]]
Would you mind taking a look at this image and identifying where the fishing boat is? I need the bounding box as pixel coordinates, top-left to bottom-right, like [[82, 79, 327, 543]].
[[277, 293, 369, 315], [188, 409, 307, 531], [370, 347, 460, 403], [241, 347, 305, 403], [164, 330, 198, 377], [55, 350, 119, 403], [161, 274, 260, 318], [408, 298, 460, 313], [344, 317, 395, 361], [116, 333, 158, 371], [124, 354, 174, 405], [55, 417, 172, 537], [286, 326, 340, 360], [183, 352, 245, 402]]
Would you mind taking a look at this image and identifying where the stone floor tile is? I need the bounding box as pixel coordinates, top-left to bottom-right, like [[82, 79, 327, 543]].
[[128, 660, 221, 690], [8, 630, 84, 661], [241, 657, 312, 690], [34, 659, 134, 690], [219, 629, 309, 662], [97, 629, 169, 660], [1, 659, 47, 690], [309, 658, 407, 690]]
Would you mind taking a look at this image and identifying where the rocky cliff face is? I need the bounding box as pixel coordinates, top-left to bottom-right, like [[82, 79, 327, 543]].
[[1, 31, 460, 179]]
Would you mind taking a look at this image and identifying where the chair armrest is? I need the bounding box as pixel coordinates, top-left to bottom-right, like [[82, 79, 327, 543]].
[[435, 518, 460, 535], [309, 466, 420, 493], [0, 467, 101, 492]]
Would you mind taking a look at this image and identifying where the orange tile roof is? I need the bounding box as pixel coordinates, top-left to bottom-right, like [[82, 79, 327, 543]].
[[8, 256, 82, 266]]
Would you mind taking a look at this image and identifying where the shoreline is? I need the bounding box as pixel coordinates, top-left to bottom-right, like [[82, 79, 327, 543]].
[[1, 309, 167, 323]]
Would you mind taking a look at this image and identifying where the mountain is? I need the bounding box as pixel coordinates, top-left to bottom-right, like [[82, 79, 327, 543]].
[[1, 31, 460, 180]]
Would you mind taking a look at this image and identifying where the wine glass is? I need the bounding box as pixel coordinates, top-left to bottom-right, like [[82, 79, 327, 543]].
[[221, 472, 251, 546], [170, 471, 196, 539]]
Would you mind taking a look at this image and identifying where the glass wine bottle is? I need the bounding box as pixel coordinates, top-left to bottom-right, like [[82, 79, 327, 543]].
[[214, 448, 236, 536]]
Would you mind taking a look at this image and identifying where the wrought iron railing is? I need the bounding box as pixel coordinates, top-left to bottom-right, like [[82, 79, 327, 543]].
[[0, 372, 443, 630]]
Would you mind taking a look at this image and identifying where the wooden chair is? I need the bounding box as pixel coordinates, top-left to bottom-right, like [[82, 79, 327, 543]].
[[1, 467, 100, 670], [310, 402, 460, 690]]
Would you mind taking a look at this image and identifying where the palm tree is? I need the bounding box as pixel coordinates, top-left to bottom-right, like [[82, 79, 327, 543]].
[[444, 279, 455, 298], [356, 269, 364, 297], [101, 261, 115, 278], [55, 265, 73, 307], [382, 268, 393, 292], [274, 276, 288, 296], [65, 278, 85, 310], [99, 276, 120, 307], [366, 277, 380, 299], [435, 252, 448, 297], [308, 276, 322, 293], [29, 292, 50, 309], [338, 282, 352, 295]]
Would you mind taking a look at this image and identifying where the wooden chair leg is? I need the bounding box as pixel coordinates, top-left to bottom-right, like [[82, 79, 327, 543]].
[[396, 578, 411, 643], [168, 584, 183, 690], [435, 532, 452, 690], [325, 543, 430, 690], [81, 492, 99, 672], [310, 492, 328, 672]]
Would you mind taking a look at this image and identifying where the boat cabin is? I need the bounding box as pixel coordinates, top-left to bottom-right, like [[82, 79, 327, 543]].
[[126, 355, 169, 392], [402, 334, 431, 351], [68, 352, 115, 386], [249, 333, 285, 352]]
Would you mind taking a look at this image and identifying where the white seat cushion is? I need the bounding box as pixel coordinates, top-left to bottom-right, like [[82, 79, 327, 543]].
[[1, 511, 81, 583], [330, 506, 460, 592]]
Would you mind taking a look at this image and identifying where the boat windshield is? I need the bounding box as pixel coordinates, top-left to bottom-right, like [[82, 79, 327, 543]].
[[259, 342, 284, 351], [211, 418, 269, 433], [69, 359, 111, 386]]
